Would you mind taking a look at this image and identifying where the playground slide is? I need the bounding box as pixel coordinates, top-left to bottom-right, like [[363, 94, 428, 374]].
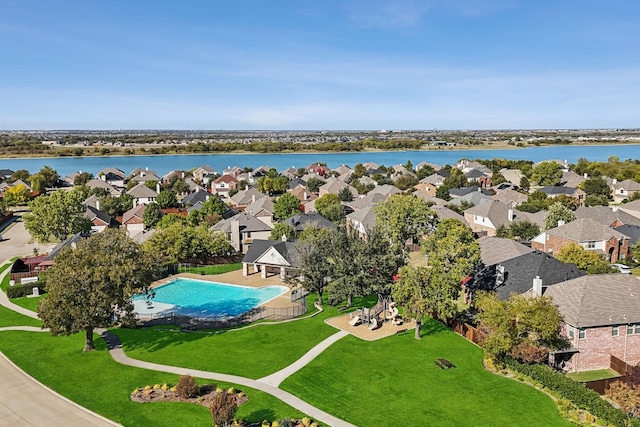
[[349, 315, 361, 326], [386, 306, 399, 320], [368, 318, 378, 330]]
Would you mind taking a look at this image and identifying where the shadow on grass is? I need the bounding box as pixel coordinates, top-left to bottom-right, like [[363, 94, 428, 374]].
[[245, 408, 276, 423], [418, 317, 452, 338], [110, 326, 218, 353]]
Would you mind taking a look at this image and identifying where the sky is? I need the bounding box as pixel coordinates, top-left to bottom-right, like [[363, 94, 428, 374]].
[[1, 1, 639, 130]]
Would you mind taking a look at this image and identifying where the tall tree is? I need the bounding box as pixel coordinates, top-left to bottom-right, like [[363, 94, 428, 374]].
[[315, 193, 344, 222], [38, 229, 161, 352], [143, 224, 231, 263], [73, 171, 93, 186], [337, 186, 354, 202], [156, 189, 178, 209], [142, 202, 163, 227], [269, 222, 296, 240], [274, 192, 302, 221], [544, 201, 576, 230], [375, 194, 437, 249], [510, 221, 541, 240], [530, 161, 563, 186], [556, 243, 615, 274], [286, 237, 333, 303], [3, 184, 32, 206], [306, 177, 326, 193], [23, 188, 91, 242], [422, 218, 481, 281]]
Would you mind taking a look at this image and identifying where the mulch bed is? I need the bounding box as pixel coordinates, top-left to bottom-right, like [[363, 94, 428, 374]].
[[131, 384, 248, 407]]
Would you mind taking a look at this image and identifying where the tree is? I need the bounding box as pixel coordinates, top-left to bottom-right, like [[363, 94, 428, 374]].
[[286, 237, 333, 303], [142, 202, 163, 227], [3, 184, 32, 206], [73, 172, 93, 186], [337, 186, 354, 202], [606, 381, 640, 419], [32, 165, 59, 188], [544, 201, 576, 230], [422, 218, 481, 281], [556, 243, 615, 274], [156, 213, 188, 229], [274, 192, 302, 221], [23, 189, 90, 242], [475, 292, 565, 363], [416, 164, 436, 180], [269, 222, 296, 240], [318, 202, 345, 222], [98, 193, 133, 217], [518, 191, 549, 213], [631, 241, 640, 262], [38, 229, 160, 352], [315, 193, 343, 221], [510, 221, 540, 240], [143, 224, 231, 263], [519, 175, 530, 192], [10, 169, 30, 182], [394, 174, 418, 190], [530, 162, 562, 186], [352, 163, 367, 178], [257, 175, 289, 195], [375, 194, 437, 249], [170, 177, 190, 194], [306, 177, 326, 193], [581, 176, 612, 199], [156, 190, 178, 209]]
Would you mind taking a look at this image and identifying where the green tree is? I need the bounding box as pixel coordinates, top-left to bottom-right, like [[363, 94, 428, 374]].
[[352, 163, 367, 178], [274, 192, 302, 221], [269, 222, 296, 240], [315, 193, 343, 220], [142, 202, 163, 228], [286, 236, 333, 302], [23, 188, 91, 242], [156, 190, 178, 209], [495, 224, 511, 238], [306, 177, 326, 193], [544, 201, 576, 230], [337, 186, 354, 202], [531, 161, 563, 186], [35, 165, 59, 188], [375, 194, 437, 249], [98, 193, 132, 217], [518, 191, 549, 213], [631, 241, 640, 262], [170, 177, 190, 194], [581, 176, 612, 198], [475, 292, 565, 363], [422, 218, 481, 281], [510, 221, 540, 240], [156, 213, 188, 229], [556, 243, 615, 274], [38, 229, 160, 352], [73, 172, 93, 186], [144, 224, 231, 263], [394, 174, 418, 190], [3, 184, 32, 206], [416, 164, 436, 180], [257, 175, 289, 195], [9, 169, 30, 182], [519, 175, 530, 192]]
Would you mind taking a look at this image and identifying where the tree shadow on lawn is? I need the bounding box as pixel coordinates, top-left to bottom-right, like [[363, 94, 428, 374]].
[[110, 325, 228, 353], [417, 317, 453, 339]]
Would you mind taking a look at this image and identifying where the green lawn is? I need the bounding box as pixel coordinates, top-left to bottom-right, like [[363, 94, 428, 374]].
[[0, 330, 304, 426], [10, 294, 44, 312], [567, 368, 621, 382], [280, 318, 571, 427], [178, 263, 243, 275], [0, 258, 19, 292], [0, 304, 41, 327], [112, 307, 338, 379]]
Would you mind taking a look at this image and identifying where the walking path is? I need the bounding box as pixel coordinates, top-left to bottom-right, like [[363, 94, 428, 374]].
[[0, 260, 356, 427]]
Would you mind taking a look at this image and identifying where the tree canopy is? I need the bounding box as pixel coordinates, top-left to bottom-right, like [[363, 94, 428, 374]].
[[314, 193, 344, 222], [23, 188, 91, 242], [374, 194, 437, 249], [156, 189, 178, 208], [3, 184, 32, 206], [143, 223, 231, 263], [274, 192, 302, 221], [142, 202, 163, 227], [530, 161, 563, 186], [269, 222, 296, 241], [38, 229, 161, 351], [544, 201, 576, 230], [556, 243, 615, 274]]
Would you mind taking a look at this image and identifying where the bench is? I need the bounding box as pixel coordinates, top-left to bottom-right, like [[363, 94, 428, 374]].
[[395, 328, 408, 335], [435, 358, 455, 369]]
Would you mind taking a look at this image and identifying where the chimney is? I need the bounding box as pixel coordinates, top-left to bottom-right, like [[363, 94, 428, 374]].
[[583, 173, 588, 179], [156, 183, 161, 194], [95, 199, 100, 211], [182, 172, 185, 178], [532, 276, 543, 296], [281, 234, 287, 242], [557, 219, 565, 227], [251, 194, 256, 203], [231, 219, 240, 251], [195, 186, 199, 193], [613, 178, 617, 185], [303, 191, 308, 201], [508, 208, 514, 222], [613, 206, 618, 212]]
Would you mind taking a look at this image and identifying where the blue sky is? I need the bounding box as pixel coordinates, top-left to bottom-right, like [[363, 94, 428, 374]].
[[1, 1, 639, 130]]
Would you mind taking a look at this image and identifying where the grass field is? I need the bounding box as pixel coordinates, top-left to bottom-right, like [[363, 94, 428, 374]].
[[280, 318, 571, 427], [0, 330, 304, 426], [178, 263, 243, 275], [567, 368, 621, 382]]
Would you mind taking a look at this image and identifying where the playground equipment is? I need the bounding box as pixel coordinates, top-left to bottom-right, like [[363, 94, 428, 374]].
[[350, 295, 401, 329]]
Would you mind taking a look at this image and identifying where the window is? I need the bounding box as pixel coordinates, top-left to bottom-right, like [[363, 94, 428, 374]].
[[578, 328, 586, 339], [628, 325, 635, 335], [612, 326, 619, 336], [636, 324, 640, 334], [568, 327, 574, 339], [586, 241, 596, 249]]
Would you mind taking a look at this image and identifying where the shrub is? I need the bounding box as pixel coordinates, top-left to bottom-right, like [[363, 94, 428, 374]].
[[509, 341, 549, 364], [175, 375, 199, 399], [505, 359, 637, 426], [210, 389, 238, 427], [6, 281, 46, 298], [279, 419, 295, 427]]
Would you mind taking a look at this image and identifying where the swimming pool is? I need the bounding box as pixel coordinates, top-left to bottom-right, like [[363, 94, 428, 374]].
[[132, 278, 289, 319]]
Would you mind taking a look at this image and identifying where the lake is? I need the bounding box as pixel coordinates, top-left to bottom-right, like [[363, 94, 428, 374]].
[[0, 144, 638, 177]]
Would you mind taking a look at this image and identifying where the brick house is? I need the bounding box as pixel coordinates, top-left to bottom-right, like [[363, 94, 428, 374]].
[[212, 174, 239, 198], [531, 217, 629, 261], [545, 274, 640, 372]]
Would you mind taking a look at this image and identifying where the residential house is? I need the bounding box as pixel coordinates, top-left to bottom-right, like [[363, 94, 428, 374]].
[[86, 179, 121, 197], [290, 186, 317, 204], [499, 169, 524, 186], [611, 179, 640, 203], [129, 170, 161, 184], [222, 166, 243, 177], [367, 184, 401, 198], [545, 274, 640, 372], [561, 171, 587, 189], [346, 205, 376, 239], [84, 205, 116, 233], [465, 169, 492, 188], [531, 217, 629, 261], [449, 185, 493, 199], [212, 211, 273, 253], [181, 189, 212, 208], [412, 190, 447, 206], [478, 236, 534, 266], [122, 204, 147, 235], [229, 188, 266, 210], [212, 174, 239, 198], [414, 161, 440, 172], [463, 200, 542, 237], [0, 169, 15, 181], [538, 186, 585, 206], [305, 163, 330, 176], [614, 224, 640, 247], [618, 199, 640, 220], [127, 183, 158, 208], [98, 167, 126, 187], [575, 205, 640, 228], [161, 170, 188, 185], [282, 212, 335, 234], [192, 165, 218, 184], [431, 205, 468, 226], [318, 178, 358, 198], [491, 189, 528, 207]]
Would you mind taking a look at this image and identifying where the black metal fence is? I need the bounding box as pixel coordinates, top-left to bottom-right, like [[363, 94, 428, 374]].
[[139, 297, 307, 330]]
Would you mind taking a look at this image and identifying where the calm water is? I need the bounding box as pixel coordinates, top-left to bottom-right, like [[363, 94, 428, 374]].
[[1, 145, 639, 177], [132, 278, 288, 318]]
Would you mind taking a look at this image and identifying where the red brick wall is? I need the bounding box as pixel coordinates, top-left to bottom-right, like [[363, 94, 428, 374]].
[[563, 323, 640, 372], [531, 235, 628, 261]]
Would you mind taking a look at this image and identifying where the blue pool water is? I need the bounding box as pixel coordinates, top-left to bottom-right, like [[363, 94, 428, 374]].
[[132, 278, 288, 318]]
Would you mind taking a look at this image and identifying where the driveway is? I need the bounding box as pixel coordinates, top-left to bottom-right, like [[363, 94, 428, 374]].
[[0, 218, 56, 264]]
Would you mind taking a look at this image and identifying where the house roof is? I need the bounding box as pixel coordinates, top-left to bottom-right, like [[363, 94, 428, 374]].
[[449, 186, 493, 198], [195, 165, 217, 174], [346, 192, 386, 211], [545, 217, 628, 242], [214, 174, 239, 184], [561, 171, 586, 188], [464, 200, 533, 229], [242, 239, 297, 266], [614, 224, 640, 246], [130, 171, 161, 182], [495, 250, 585, 300], [213, 211, 272, 233], [412, 190, 447, 206], [448, 191, 493, 206], [491, 189, 528, 206], [46, 231, 89, 260], [613, 179, 640, 192], [122, 204, 146, 224], [98, 167, 125, 178], [367, 184, 401, 197], [245, 196, 274, 216], [289, 177, 307, 189], [319, 178, 357, 196], [539, 186, 582, 196], [478, 236, 534, 266], [544, 274, 640, 328], [230, 188, 265, 206], [619, 199, 640, 213], [346, 205, 376, 230], [84, 205, 114, 226], [575, 205, 640, 227], [431, 205, 467, 224], [282, 212, 335, 232], [127, 183, 158, 198], [181, 190, 211, 207]]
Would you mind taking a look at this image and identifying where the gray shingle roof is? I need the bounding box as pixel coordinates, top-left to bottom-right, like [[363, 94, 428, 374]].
[[545, 274, 640, 327], [242, 239, 297, 265], [545, 217, 628, 242], [575, 206, 640, 227], [478, 236, 534, 266], [282, 212, 335, 232]]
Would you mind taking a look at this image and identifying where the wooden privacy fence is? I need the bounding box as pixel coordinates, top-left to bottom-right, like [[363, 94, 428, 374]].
[[583, 355, 632, 395], [452, 321, 481, 345]]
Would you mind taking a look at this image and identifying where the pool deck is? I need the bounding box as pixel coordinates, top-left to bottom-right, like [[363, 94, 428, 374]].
[[151, 270, 300, 310]]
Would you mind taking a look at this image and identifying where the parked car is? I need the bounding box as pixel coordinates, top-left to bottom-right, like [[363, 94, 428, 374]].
[[612, 263, 632, 274]]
